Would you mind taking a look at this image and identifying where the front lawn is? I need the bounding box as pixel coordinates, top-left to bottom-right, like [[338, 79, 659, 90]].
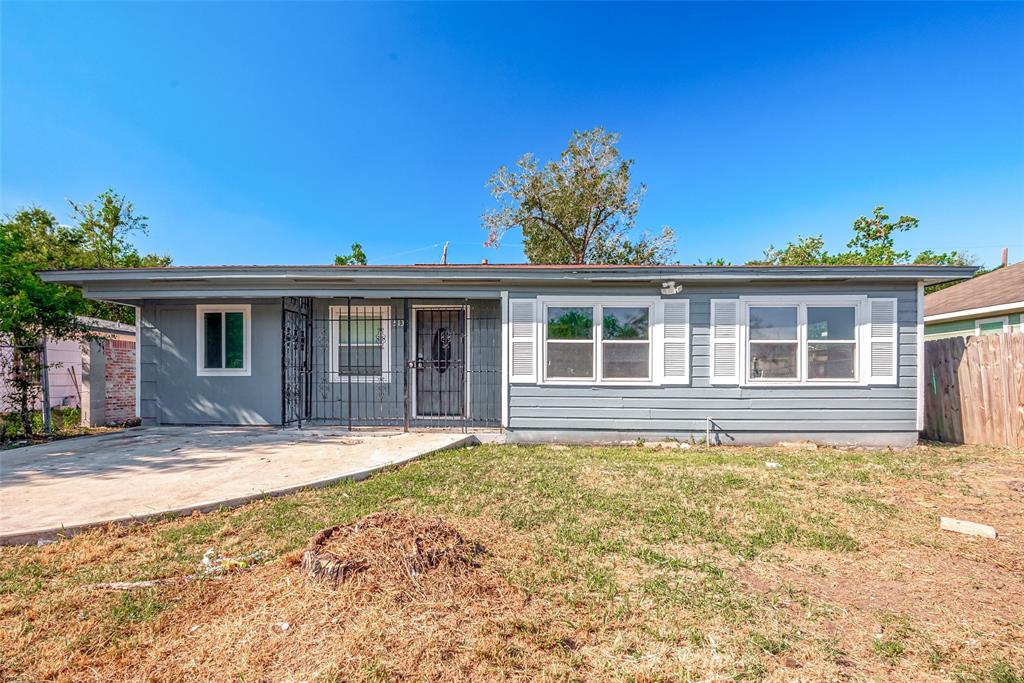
[[1, 442, 1021, 681]]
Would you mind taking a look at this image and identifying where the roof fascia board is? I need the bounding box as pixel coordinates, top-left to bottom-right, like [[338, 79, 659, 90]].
[[40, 265, 978, 286], [82, 287, 506, 300]]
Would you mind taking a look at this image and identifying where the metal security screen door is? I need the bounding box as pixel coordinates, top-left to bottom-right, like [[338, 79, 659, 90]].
[[284, 297, 500, 430], [282, 296, 312, 425], [413, 308, 466, 418]]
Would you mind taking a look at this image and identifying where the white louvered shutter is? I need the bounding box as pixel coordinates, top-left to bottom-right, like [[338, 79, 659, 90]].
[[868, 298, 898, 385], [658, 299, 690, 384], [509, 299, 538, 383], [709, 299, 741, 385]]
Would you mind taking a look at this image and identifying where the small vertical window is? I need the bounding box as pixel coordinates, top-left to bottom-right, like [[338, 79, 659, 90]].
[[203, 312, 222, 369], [197, 305, 251, 376]]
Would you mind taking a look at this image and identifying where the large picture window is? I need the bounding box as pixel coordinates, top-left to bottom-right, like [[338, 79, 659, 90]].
[[330, 305, 390, 381], [196, 304, 251, 376], [743, 299, 862, 384], [542, 300, 654, 383]]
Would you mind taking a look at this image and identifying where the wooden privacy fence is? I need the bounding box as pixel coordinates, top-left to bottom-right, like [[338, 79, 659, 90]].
[[923, 332, 1024, 448]]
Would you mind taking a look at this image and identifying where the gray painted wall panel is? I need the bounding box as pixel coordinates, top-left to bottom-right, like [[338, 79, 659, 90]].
[[140, 299, 283, 425], [507, 281, 921, 444], [138, 297, 499, 427], [134, 279, 922, 444]]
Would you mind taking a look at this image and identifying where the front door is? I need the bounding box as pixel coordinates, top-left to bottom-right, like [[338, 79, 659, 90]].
[[414, 308, 466, 418]]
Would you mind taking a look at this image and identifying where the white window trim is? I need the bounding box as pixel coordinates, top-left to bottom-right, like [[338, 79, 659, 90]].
[[537, 295, 660, 386], [195, 304, 252, 377], [738, 295, 867, 387], [329, 304, 392, 383], [975, 315, 1009, 336]]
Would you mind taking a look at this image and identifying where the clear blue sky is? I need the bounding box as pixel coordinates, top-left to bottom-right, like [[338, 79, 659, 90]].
[[3, 2, 1022, 268]]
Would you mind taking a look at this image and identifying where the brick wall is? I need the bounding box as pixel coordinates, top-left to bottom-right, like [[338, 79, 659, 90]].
[[102, 338, 136, 424]]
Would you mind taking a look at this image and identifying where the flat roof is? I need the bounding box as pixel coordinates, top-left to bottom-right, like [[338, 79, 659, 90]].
[[39, 263, 978, 286]]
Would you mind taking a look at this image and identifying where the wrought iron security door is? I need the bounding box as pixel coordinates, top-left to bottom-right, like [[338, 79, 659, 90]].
[[282, 296, 312, 426], [413, 308, 467, 418], [286, 298, 499, 430]]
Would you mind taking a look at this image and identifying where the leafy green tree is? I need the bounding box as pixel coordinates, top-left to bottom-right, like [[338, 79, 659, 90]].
[[547, 309, 594, 339], [335, 242, 368, 265], [1, 209, 90, 435], [749, 206, 974, 269], [912, 249, 973, 266], [483, 127, 676, 265], [66, 189, 171, 323], [1, 190, 170, 434]]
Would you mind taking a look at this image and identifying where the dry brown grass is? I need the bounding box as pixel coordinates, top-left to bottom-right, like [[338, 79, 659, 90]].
[[1, 442, 1022, 682]]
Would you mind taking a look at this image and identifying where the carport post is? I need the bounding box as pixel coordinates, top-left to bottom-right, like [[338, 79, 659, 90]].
[[403, 298, 410, 432], [40, 338, 51, 434], [346, 296, 352, 431]]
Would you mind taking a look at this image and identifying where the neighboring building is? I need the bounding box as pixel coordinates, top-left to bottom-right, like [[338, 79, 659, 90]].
[[40, 264, 974, 446], [0, 317, 136, 423], [924, 261, 1024, 340]]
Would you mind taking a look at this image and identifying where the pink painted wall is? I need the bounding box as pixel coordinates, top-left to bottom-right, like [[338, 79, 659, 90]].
[[0, 339, 85, 410]]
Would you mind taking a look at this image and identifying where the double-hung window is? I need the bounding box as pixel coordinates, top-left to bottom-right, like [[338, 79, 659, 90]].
[[602, 306, 651, 379], [743, 298, 862, 384], [748, 306, 799, 380], [806, 306, 857, 380], [546, 306, 596, 380], [543, 300, 654, 383], [196, 304, 251, 376], [329, 305, 391, 381]]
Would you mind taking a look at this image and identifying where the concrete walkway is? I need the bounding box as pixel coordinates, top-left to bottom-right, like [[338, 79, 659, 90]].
[[0, 426, 478, 545]]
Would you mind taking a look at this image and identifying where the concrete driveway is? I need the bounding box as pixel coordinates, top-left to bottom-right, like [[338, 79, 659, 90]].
[[0, 426, 478, 545]]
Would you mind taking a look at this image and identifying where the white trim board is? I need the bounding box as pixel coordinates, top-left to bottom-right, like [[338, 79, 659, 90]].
[[500, 291, 509, 429], [135, 305, 141, 419], [924, 300, 1024, 323], [916, 283, 924, 432]]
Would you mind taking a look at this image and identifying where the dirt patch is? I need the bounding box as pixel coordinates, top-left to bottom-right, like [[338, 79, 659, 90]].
[[63, 515, 560, 682], [736, 457, 1024, 680], [300, 511, 486, 593]]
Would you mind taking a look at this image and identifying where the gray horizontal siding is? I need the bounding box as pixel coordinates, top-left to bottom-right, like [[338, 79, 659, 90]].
[[140, 298, 283, 426], [508, 281, 920, 444]]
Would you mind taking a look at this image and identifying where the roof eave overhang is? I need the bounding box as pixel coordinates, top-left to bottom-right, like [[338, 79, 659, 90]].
[[38, 264, 979, 290]]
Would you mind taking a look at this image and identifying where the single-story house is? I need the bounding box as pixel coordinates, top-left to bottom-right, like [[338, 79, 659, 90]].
[[924, 260, 1023, 340], [39, 263, 974, 446]]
